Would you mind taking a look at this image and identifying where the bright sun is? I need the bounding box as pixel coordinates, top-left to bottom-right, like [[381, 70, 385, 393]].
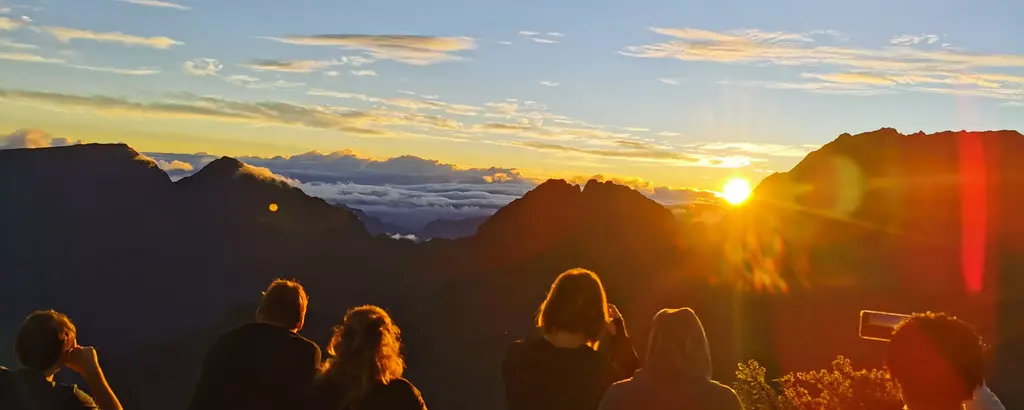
[[722, 178, 752, 205]]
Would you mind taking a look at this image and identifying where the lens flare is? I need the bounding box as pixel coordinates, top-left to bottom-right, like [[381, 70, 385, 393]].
[[722, 178, 752, 205], [268, 203, 279, 212]]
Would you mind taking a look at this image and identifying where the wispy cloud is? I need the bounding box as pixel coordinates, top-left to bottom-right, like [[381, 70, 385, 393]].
[[0, 16, 25, 30], [539, 81, 561, 87], [518, 30, 561, 44], [624, 27, 1024, 101], [0, 37, 37, 49], [241, 59, 339, 73], [0, 51, 62, 63], [67, 64, 160, 75], [224, 75, 304, 89], [497, 41, 512, 45], [350, 69, 378, 76], [116, 0, 191, 10], [182, 58, 222, 76], [659, 77, 682, 85], [890, 34, 939, 46], [262, 34, 475, 65], [43, 26, 183, 48]]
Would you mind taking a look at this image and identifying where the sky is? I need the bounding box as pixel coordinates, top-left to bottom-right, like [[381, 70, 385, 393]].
[[0, 0, 1023, 193]]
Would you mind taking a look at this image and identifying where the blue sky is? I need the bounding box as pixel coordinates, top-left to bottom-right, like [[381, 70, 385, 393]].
[[0, 0, 1022, 191]]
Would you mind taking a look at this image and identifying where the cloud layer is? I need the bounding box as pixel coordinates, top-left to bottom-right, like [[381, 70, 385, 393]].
[[623, 27, 1024, 101], [0, 129, 84, 149]]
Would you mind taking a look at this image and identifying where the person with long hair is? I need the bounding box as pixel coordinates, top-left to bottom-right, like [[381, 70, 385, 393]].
[[307, 305, 427, 410], [502, 268, 639, 410], [597, 308, 741, 410]]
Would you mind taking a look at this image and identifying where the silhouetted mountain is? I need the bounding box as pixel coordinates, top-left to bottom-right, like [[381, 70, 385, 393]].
[[420, 216, 489, 239], [3, 130, 1024, 410], [336, 204, 415, 236]]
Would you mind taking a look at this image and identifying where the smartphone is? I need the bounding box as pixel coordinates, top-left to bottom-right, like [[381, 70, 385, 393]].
[[859, 310, 910, 341]]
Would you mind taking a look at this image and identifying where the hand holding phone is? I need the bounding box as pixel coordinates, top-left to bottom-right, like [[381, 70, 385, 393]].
[[859, 310, 910, 341]]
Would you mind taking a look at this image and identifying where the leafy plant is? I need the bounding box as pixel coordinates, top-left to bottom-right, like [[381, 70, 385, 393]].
[[734, 356, 903, 410]]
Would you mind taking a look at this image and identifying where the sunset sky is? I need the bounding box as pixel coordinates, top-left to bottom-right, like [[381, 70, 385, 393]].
[[1, 0, 1022, 191]]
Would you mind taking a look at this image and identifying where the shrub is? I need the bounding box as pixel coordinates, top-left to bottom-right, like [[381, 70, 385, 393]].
[[734, 356, 903, 410]]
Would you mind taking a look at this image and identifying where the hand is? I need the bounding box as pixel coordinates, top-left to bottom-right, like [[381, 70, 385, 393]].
[[65, 346, 101, 376], [605, 304, 622, 336]]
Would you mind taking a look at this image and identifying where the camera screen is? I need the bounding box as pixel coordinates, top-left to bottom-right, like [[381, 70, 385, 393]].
[[859, 310, 910, 341]]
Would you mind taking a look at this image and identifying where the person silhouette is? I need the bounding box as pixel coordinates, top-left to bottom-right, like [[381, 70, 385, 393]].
[[0, 310, 123, 410], [502, 268, 639, 410], [187, 278, 321, 410], [306, 305, 427, 410], [598, 308, 741, 410]]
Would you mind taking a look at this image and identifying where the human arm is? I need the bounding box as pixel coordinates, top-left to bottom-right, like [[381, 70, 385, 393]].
[[598, 306, 639, 382], [390, 379, 428, 410], [66, 346, 122, 410]]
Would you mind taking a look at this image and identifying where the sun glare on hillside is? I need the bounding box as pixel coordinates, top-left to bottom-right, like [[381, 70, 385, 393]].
[[722, 178, 752, 205]]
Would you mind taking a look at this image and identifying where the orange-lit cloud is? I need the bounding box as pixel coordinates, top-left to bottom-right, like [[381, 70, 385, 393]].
[[262, 34, 475, 65], [43, 26, 183, 48]]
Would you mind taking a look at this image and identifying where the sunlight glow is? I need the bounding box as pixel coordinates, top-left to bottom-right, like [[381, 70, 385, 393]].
[[269, 203, 279, 212], [722, 178, 752, 205]]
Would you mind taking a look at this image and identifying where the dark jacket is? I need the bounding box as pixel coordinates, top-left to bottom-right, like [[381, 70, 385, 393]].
[[306, 377, 427, 410], [502, 318, 639, 410], [187, 322, 321, 410], [0, 367, 98, 410]]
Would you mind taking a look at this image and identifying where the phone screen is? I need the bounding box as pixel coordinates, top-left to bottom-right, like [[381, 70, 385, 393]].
[[859, 310, 911, 341]]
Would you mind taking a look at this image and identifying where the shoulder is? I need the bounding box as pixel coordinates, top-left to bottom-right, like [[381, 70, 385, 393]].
[[708, 380, 742, 407], [57, 383, 99, 410], [384, 378, 426, 408], [598, 378, 634, 409]]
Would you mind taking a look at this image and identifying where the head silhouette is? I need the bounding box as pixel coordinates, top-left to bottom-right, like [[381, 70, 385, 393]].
[[322, 305, 405, 408], [536, 268, 610, 342], [256, 278, 307, 331], [15, 310, 77, 375], [886, 312, 985, 409], [642, 308, 713, 381]]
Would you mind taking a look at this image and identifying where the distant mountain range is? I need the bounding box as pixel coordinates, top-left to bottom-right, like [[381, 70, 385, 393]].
[[2, 128, 1024, 410]]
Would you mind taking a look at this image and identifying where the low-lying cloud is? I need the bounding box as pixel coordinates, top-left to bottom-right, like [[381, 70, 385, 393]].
[[262, 34, 476, 65], [0, 129, 84, 149]]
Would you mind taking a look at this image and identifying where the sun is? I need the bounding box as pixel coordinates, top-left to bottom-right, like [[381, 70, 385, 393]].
[[722, 178, 752, 205]]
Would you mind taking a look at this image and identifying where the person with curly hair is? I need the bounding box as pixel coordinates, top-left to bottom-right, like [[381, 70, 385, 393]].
[[308, 305, 427, 410], [887, 312, 1004, 410]]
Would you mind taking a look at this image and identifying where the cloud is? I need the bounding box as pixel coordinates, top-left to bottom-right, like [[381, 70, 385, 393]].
[[154, 159, 193, 171], [241, 59, 338, 73], [890, 34, 939, 46], [659, 77, 682, 85], [0, 51, 62, 63], [43, 26, 183, 48], [687, 141, 818, 158], [497, 41, 512, 45], [239, 163, 299, 185], [324, 70, 340, 76], [1002, 101, 1024, 107], [182, 58, 222, 76], [0, 16, 24, 31], [518, 141, 699, 164], [117, 0, 191, 10], [350, 69, 377, 76], [518, 31, 561, 44], [0, 37, 38, 49], [224, 75, 304, 89], [539, 81, 561, 87], [67, 64, 160, 75], [0, 129, 84, 149], [0, 88, 394, 135], [262, 34, 475, 65], [624, 27, 1024, 101], [307, 89, 483, 116]]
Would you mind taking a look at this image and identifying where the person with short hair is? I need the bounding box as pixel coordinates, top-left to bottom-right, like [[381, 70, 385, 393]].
[[597, 308, 742, 410], [187, 278, 322, 410], [306, 305, 427, 410], [887, 312, 1003, 410], [502, 268, 639, 410], [0, 310, 123, 410]]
